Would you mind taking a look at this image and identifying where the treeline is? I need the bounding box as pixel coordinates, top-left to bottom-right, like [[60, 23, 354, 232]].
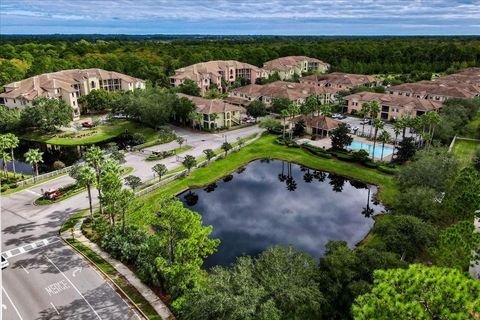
[[1, 36, 479, 88]]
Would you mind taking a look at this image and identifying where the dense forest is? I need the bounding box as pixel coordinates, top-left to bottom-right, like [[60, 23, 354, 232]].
[[1, 36, 480, 89]]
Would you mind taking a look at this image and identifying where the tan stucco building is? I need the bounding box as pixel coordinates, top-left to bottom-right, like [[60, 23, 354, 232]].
[[263, 56, 329, 80], [344, 92, 442, 120], [229, 81, 338, 106], [0, 68, 145, 120], [170, 60, 267, 95], [177, 93, 245, 129]]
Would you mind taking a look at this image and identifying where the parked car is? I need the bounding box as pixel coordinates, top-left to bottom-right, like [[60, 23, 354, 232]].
[[44, 189, 62, 200], [1, 255, 9, 269], [333, 113, 346, 119], [360, 118, 372, 125], [81, 121, 94, 128]]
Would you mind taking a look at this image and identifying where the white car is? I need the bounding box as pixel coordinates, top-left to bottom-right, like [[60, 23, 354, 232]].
[[1, 255, 8, 269]]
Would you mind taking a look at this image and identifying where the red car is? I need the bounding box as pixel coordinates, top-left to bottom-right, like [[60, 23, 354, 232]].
[[44, 189, 62, 200], [81, 121, 94, 128]]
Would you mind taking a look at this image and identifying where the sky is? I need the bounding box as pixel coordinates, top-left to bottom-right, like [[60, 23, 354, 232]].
[[1, 0, 479, 35]]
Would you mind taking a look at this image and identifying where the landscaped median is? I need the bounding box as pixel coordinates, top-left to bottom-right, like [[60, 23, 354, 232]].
[[127, 133, 399, 227], [34, 167, 134, 205], [20, 120, 159, 146]]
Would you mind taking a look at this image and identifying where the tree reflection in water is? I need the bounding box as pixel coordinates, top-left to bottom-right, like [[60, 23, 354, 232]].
[[184, 191, 199, 206]]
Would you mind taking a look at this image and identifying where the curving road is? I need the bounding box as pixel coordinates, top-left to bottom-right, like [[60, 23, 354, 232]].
[[1, 125, 262, 319]]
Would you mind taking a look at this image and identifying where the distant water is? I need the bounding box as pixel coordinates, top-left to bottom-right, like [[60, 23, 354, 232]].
[[179, 159, 385, 268]]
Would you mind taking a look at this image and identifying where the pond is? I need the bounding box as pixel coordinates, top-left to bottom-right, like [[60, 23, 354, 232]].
[[0, 133, 138, 175], [178, 159, 386, 268]]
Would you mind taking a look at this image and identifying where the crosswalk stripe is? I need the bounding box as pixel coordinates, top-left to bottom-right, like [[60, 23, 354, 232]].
[[1, 236, 61, 258]]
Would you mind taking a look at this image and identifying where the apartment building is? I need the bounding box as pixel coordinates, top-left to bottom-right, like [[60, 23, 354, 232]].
[[388, 81, 480, 102], [0, 68, 145, 120], [262, 56, 330, 80], [344, 92, 442, 120], [177, 93, 245, 129], [229, 81, 338, 106], [170, 60, 267, 95], [300, 72, 381, 90]]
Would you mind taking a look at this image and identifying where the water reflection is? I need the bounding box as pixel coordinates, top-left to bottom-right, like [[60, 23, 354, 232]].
[[178, 159, 385, 268]]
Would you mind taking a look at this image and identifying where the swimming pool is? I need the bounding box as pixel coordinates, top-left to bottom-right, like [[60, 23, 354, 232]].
[[348, 140, 394, 159]]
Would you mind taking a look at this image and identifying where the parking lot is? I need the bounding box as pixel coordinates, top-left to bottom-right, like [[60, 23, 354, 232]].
[[337, 116, 413, 141]]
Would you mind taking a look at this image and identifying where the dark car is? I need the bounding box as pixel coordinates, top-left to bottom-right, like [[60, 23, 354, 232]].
[[81, 121, 94, 128], [1, 255, 9, 269]]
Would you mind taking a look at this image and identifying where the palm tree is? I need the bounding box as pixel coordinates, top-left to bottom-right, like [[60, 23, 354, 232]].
[[393, 121, 402, 146], [5, 133, 19, 178], [371, 119, 384, 160], [287, 103, 300, 139], [85, 146, 105, 215], [426, 112, 441, 148], [378, 130, 391, 160], [24, 148, 43, 181], [359, 102, 370, 136], [71, 165, 96, 219], [188, 111, 203, 129], [319, 104, 332, 117], [399, 113, 412, 139], [368, 101, 380, 138], [0, 149, 12, 179], [118, 189, 135, 233], [280, 109, 289, 139], [209, 113, 219, 130]]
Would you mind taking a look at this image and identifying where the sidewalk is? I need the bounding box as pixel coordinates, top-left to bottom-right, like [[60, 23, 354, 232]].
[[61, 217, 175, 320]]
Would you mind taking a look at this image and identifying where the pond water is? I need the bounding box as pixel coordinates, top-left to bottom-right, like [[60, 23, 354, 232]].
[[178, 159, 385, 268], [0, 133, 138, 175]]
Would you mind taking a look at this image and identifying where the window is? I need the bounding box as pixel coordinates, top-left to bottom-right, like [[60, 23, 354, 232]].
[[91, 81, 96, 88], [13, 99, 16, 103]]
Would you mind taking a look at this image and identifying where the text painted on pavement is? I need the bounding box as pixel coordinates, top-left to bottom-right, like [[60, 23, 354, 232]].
[[45, 280, 71, 296]]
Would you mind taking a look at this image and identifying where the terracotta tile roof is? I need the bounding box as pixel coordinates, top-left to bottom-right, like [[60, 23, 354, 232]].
[[222, 96, 253, 106], [171, 60, 264, 81], [389, 81, 479, 98], [300, 72, 380, 87], [344, 92, 443, 112], [296, 115, 341, 131], [1, 68, 144, 101], [263, 56, 330, 72], [177, 93, 246, 114], [231, 81, 337, 101]]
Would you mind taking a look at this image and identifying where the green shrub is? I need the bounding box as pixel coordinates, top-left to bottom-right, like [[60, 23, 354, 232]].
[[335, 152, 354, 161], [377, 165, 399, 175], [9, 183, 17, 189], [363, 161, 379, 169], [1, 185, 9, 192], [351, 150, 370, 163], [132, 132, 147, 145]]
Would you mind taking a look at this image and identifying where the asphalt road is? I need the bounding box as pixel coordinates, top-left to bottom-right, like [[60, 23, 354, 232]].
[[1, 124, 263, 320]]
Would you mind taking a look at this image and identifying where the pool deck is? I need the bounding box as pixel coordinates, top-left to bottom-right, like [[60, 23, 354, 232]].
[[296, 136, 395, 161]]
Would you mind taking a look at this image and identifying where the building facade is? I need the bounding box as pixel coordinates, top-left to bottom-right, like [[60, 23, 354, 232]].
[[177, 93, 245, 129], [170, 60, 267, 95], [228, 81, 338, 106], [262, 56, 330, 80], [300, 72, 381, 90], [0, 68, 145, 120], [344, 92, 442, 120]]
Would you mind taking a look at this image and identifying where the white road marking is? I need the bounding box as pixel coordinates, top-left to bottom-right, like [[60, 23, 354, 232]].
[[46, 256, 102, 320], [2, 237, 60, 258], [21, 265, 29, 274], [45, 280, 71, 296], [25, 189, 42, 196], [72, 266, 82, 277], [50, 302, 60, 315], [2, 287, 24, 320]]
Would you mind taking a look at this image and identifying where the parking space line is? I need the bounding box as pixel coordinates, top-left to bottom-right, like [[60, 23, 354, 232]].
[[21, 265, 29, 274], [2, 287, 24, 320], [46, 256, 102, 320], [50, 302, 60, 315]]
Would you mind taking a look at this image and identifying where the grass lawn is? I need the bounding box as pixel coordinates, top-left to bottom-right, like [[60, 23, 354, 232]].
[[127, 134, 399, 228], [21, 120, 158, 146], [452, 139, 480, 166]]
